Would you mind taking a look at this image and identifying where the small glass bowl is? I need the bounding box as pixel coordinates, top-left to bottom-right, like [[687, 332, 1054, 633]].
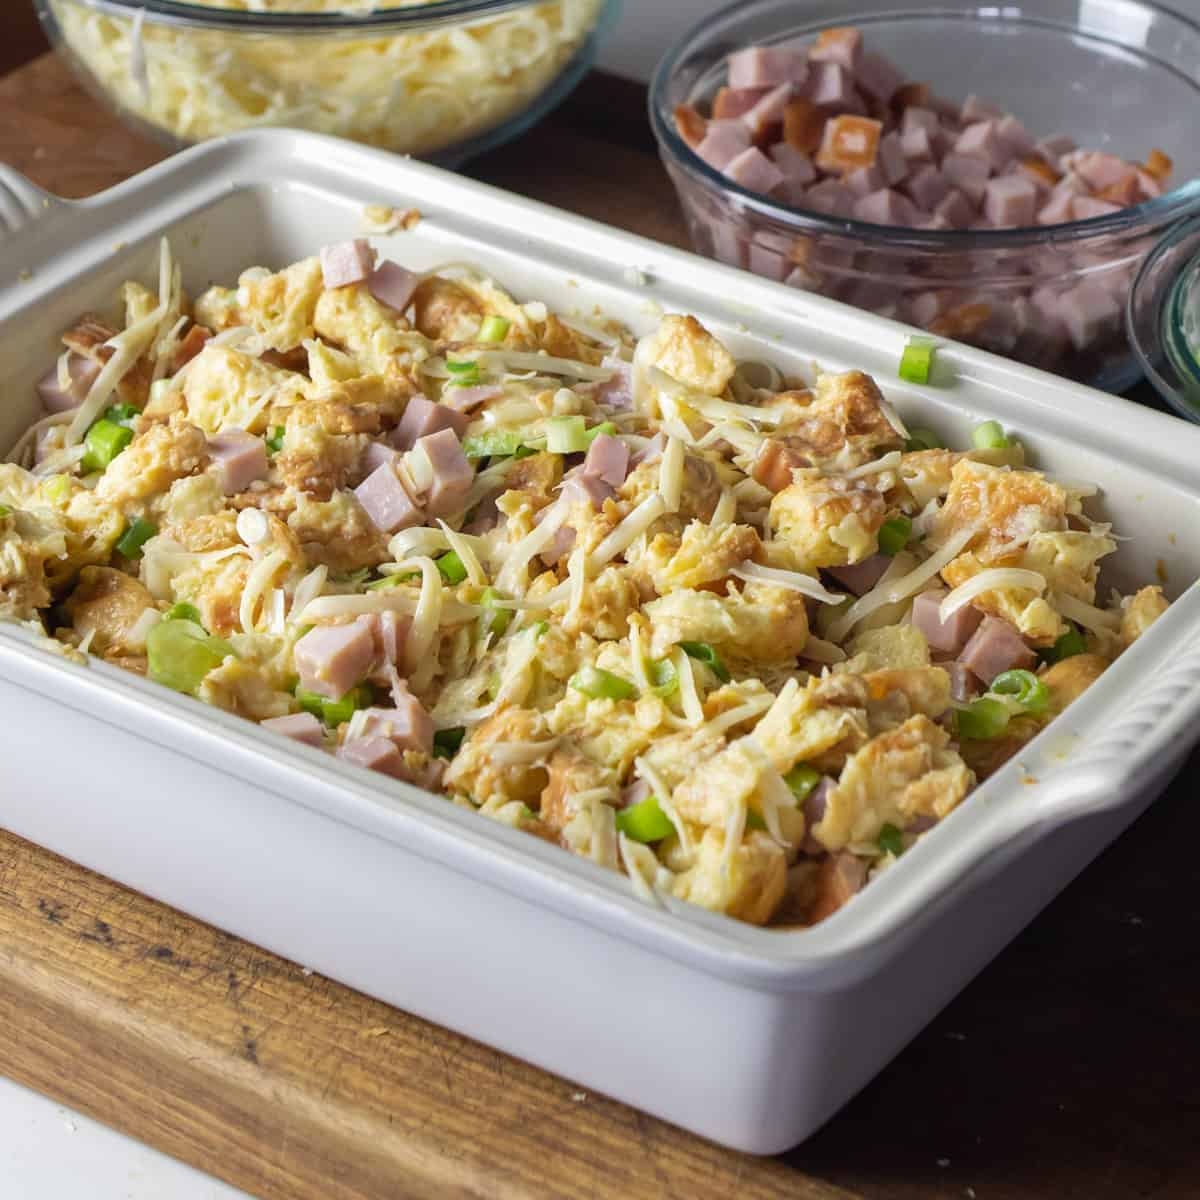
[[1127, 213, 1200, 421], [650, 0, 1200, 391], [36, 0, 620, 165]]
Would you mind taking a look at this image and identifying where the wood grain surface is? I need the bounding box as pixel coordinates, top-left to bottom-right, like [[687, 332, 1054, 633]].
[[2, 49, 1199, 1200]]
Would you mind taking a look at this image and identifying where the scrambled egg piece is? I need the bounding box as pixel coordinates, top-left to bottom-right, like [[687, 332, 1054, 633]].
[[619, 453, 723, 526], [0, 508, 59, 619], [164, 549, 251, 638], [559, 565, 641, 641], [897, 445, 1025, 509], [640, 314, 736, 396], [198, 657, 293, 721], [643, 580, 809, 665], [750, 676, 870, 775], [180, 345, 311, 434], [285, 490, 390, 573], [276, 398, 375, 499], [304, 338, 410, 423], [314, 285, 432, 382], [444, 707, 551, 806], [638, 520, 761, 595], [1044, 653, 1108, 715], [1121, 586, 1169, 648], [538, 748, 615, 839], [840, 624, 930, 672], [237, 256, 324, 352], [768, 473, 888, 571], [95, 420, 209, 509], [670, 828, 787, 926], [544, 686, 666, 778], [813, 715, 973, 850], [62, 567, 154, 657], [410, 276, 483, 342]]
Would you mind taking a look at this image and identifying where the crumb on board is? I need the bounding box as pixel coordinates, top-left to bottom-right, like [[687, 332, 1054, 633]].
[[1157, 557, 1168, 584], [361, 1027, 391, 1039], [571, 1091, 587, 1103], [363, 204, 421, 234], [18, 268, 32, 282]]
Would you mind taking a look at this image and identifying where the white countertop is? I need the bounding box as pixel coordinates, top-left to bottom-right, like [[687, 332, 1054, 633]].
[[0, 5, 728, 1196]]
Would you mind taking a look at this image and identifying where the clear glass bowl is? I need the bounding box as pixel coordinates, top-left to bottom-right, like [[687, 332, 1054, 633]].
[[649, 0, 1200, 391], [36, 0, 621, 165], [1127, 212, 1200, 421]]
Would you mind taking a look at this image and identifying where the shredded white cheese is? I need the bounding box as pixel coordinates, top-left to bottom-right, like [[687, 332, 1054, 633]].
[[731, 560, 843, 603], [940, 568, 1046, 622]]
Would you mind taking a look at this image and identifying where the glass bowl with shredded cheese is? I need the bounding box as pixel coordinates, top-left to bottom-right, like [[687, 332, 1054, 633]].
[[35, 0, 617, 160], [3, 235, 1180, 930]]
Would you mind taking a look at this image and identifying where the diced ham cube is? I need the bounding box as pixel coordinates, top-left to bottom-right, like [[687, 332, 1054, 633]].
[[810, 852, 868, 923], [674, 103, 708, 149], [911, 590, 984, 654], [1036, 133, 1076, 166], [899, 124, 934, 163], [854, 187, 918, 226], [741, 83, 795, 144], [36, 353, 101, 414], [366, 261, 420, 313], [804, 179, 856, 218], [961, 94, 1003, 123], [1017, 156, 1060, 192], [1056, 279, 1120, 350], [295, 620, 376, 700], [413, 428, 474, 517], [826, 554, 890, 596], [751, 438, 811, 492], [723, 146, 786, 194], [365, 609, 410, 680], [900, 106, 939, 138], [260, 712, 324, 747], [361, 440, 400, 478], [856, 52, 904, 102], [320, 239, 376, 290], [440, 384, 502, 414], [207, 429, 268, 495], [876, 131, 909, 186], [630, 432, 666, 468], [844, 163, 885, 196], [712, 87, 768, 121], [1053, 172, 1090, 197], [815, 115, 883, 173], [357, 698, 434, 756], [1072, 196, 1123, 221], [890, 82, 931, 114], [748, 243, 788, 279], [918, 214, 954, 231], [593, 356, 634, 411], [803, 63, 859, 110], [995, 115, 1035, 156], [934, 188, 976, 228], [1136, 169, 1164, 200], [1073, 151, 1136, 192], [1097, 174, 1140, 206], [958, 616, 1035, 684], [941, 152, 991, 204], [954, 122, 1010, 171], [782, 98, 827, 154], [695, 120, 751, 170], [337, 736, 407, 780], [984, 175, 1037, 227], [728, 45, 809, 89], [354, 461, 424, 533], [944, 662, 981, 703], [561, 472, 616, 510], [769, 142, 817, 187], [809, 27, 863, 71], [905, 289, 958, 327], [906, 164, 951, 211], [583, 433, 629, 487], [390, 395, 469, 452], [536, 502, 577, 565]]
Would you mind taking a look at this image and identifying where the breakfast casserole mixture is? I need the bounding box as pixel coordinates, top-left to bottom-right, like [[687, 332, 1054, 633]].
[[0, 238, 1170, 926]]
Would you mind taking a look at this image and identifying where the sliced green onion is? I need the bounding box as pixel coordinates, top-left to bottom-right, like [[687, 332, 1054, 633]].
[[115, 516, 157, 560], [146, 619, 233, 696], [433, 726, 465, 759], [570, 664, 636, 701], [103, 403, 140, 427], [990, 668, 1049, 717], [648, 657, 678, 698], [265, 426, 286, 455], [583, 421, 618, 446], [877, 822, 905, 856], [478, 315, 510, 343], [745, 810, 767, 831], [615, 795, 675, 843], [462, 430, 528, 460], [956, 696, 1011, 741], [784, 764, 821, 802], [0, 504, 10, 518], [446, 358, 482, 387], [877, 515, 912, 557], [899, 336, 935, 385], [904, 428, 944, 452], [81, 418, 134, 472], [479, 587, 513, 636], [435, 551, 468, 585], [164, 601, 202, 625], [1040, 625, 1086, 665], [678, 641, 730, 683], [41, 475, 71, 504], [295, 684, 371, 727], [544, 415, 590, 454], [366, 571, 418, 591], [530, 620, 549, 637], [972, 420, 1010, 450]]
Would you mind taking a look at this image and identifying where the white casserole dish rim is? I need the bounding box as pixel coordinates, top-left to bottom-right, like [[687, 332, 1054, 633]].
[[2, 129, 1199, 994]]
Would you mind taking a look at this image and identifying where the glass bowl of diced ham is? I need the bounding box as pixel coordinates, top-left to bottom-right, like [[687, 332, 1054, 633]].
[[650, 0, 1200, 390]]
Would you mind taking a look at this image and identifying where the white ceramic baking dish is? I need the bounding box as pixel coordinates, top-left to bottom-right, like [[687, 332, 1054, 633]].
[[3, 130, 1200, 1155]]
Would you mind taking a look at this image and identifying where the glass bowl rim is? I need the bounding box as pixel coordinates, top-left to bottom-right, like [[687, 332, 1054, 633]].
[[649, 0, 1200, 248], [39, 0, 556, 33]]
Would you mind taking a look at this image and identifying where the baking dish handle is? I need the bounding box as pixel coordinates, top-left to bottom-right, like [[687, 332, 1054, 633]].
[[0, 166, 67, 243]]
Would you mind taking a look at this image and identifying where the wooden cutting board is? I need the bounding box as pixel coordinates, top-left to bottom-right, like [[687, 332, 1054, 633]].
[[2, 51, 1199, 1200]]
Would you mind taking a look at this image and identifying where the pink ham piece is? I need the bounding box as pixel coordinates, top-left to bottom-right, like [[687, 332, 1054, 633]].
[[944, 662, 980, 703], [741, 83, 794, 142], [826, 554, 890, 596], [728, 46, 809, 89], [695, 120, 751, 171], [440, 384, 501, 414], [36, 354, 101, 414], [260, 712, 324, 747], [749, 244, 786, 281], [1072, 151, 1136, 192], [365, 610, 410, 682], [562, 472, 616, 510], [1136, 169, 1164, 200], [984, 175, 1037, 227], [811, 852, 869, 923], [294, 620, 376, 700], [592, 356, 634, 410], [751, 439, 809, 492], [854, 187, 919, 226], [356, 699, 434, 755], [354, 461, 424, 533], [536, 500, 577, 565], [995, 115, 1035, 157], [954, 121, 1010, 171], [941, 152, 990, 204], [320, 239, 376, 290], [360, 440, 400, 477], [630, 432, 666, 468], [844, 163, 885, 196], [906, 164, 951, 210], [337, 736, 408, 780], [804, 179, 855, 218], [769, 142, 817, 187], [961, 93, 1003, 123], [804, 63, 859, 110], [208, 429, 268, 495], [1037, 133, 1076, 166], [1056, 279, 1120, 350], [900, 125, 935, 163], [856, 51, 903, 102], [713, 87, 769, 121], [876, 131, 909, 186], [723, 146, 786, 193], [911, 590, 984, 654], [809, 27, 863, 71], [583, 433, 629, 487], [1072, 196, 1122, 221], [934, 188, 976, 228], [390, 395, 470, 451], [366, 261, 419, 313], [414, 428, 474, 517], [958, 616, 1035, 684], [620, 779, 651, 809], [901, 106, 940, 139], [1036, 189, 1077, 226]]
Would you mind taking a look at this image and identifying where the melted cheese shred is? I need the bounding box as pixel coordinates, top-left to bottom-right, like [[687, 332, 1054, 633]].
[[939, 568, 1046, 622], [400, 556, 443, 690]]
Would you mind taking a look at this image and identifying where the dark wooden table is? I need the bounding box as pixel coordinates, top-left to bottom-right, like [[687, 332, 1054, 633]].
[[1, 48, 1198, 1200]]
